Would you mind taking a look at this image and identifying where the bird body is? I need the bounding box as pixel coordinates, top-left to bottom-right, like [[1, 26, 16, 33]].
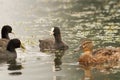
[[0, 39, 21, 62]]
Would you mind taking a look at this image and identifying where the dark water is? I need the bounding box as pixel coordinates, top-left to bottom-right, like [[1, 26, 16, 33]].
[[0, 0, 120, 80]]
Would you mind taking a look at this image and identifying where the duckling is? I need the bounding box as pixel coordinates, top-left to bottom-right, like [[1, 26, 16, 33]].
[[78, 39, 96, 67], [78, 39, 120, 67], [39, 27, 69, 52], [0, 25, 13, 50], [0, 38, 21, 62]]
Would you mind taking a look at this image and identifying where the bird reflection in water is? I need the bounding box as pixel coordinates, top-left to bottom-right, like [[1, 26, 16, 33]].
[[81, 66, 94, 80], [7, 59, 23, 76], [54, 50, 65, 71]]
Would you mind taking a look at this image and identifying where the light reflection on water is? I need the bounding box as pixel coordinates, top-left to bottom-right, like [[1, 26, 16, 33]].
[[0, 0, 119, 80]]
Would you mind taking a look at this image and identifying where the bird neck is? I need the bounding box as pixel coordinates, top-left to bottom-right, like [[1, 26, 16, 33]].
[[7, 47, 16, 53], [7, 43, 16, 52], [54, 34, 62, 43], [1, 32, 10, 39], [84, 50, 92, 55]]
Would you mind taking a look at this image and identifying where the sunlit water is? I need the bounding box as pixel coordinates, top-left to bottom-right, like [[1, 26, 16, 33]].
[[0, 0, 120, 80]]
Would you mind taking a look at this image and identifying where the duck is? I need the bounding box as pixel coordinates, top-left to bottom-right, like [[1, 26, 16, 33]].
[[78, 39, 120, 68], [0, 38, 21, 62], [39, 27, 69, 52], [78, 39, 96, 67], [0, 25, 13, 50]]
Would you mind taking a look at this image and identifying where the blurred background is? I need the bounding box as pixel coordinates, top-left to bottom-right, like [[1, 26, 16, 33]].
[[0, 0, 119, 48]]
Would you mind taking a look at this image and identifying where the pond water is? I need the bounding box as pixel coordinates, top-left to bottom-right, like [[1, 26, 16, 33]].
[[0, 0, 120, 80]]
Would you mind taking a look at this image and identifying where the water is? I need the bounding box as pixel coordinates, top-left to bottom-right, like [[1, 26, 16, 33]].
[[0, 0, 120, 80]]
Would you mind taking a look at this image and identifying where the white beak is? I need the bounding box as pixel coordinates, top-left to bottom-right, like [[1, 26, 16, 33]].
[[50, 27, 54, 35]]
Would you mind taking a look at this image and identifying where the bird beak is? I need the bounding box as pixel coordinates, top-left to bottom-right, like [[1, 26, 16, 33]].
[[50, 27, 54, 35], [11, 32, 15, 34], [50, 31, 54, 35], [20, 43, 26, 52], [9, 32, 16, 38], [74, 45, 81, 52]]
